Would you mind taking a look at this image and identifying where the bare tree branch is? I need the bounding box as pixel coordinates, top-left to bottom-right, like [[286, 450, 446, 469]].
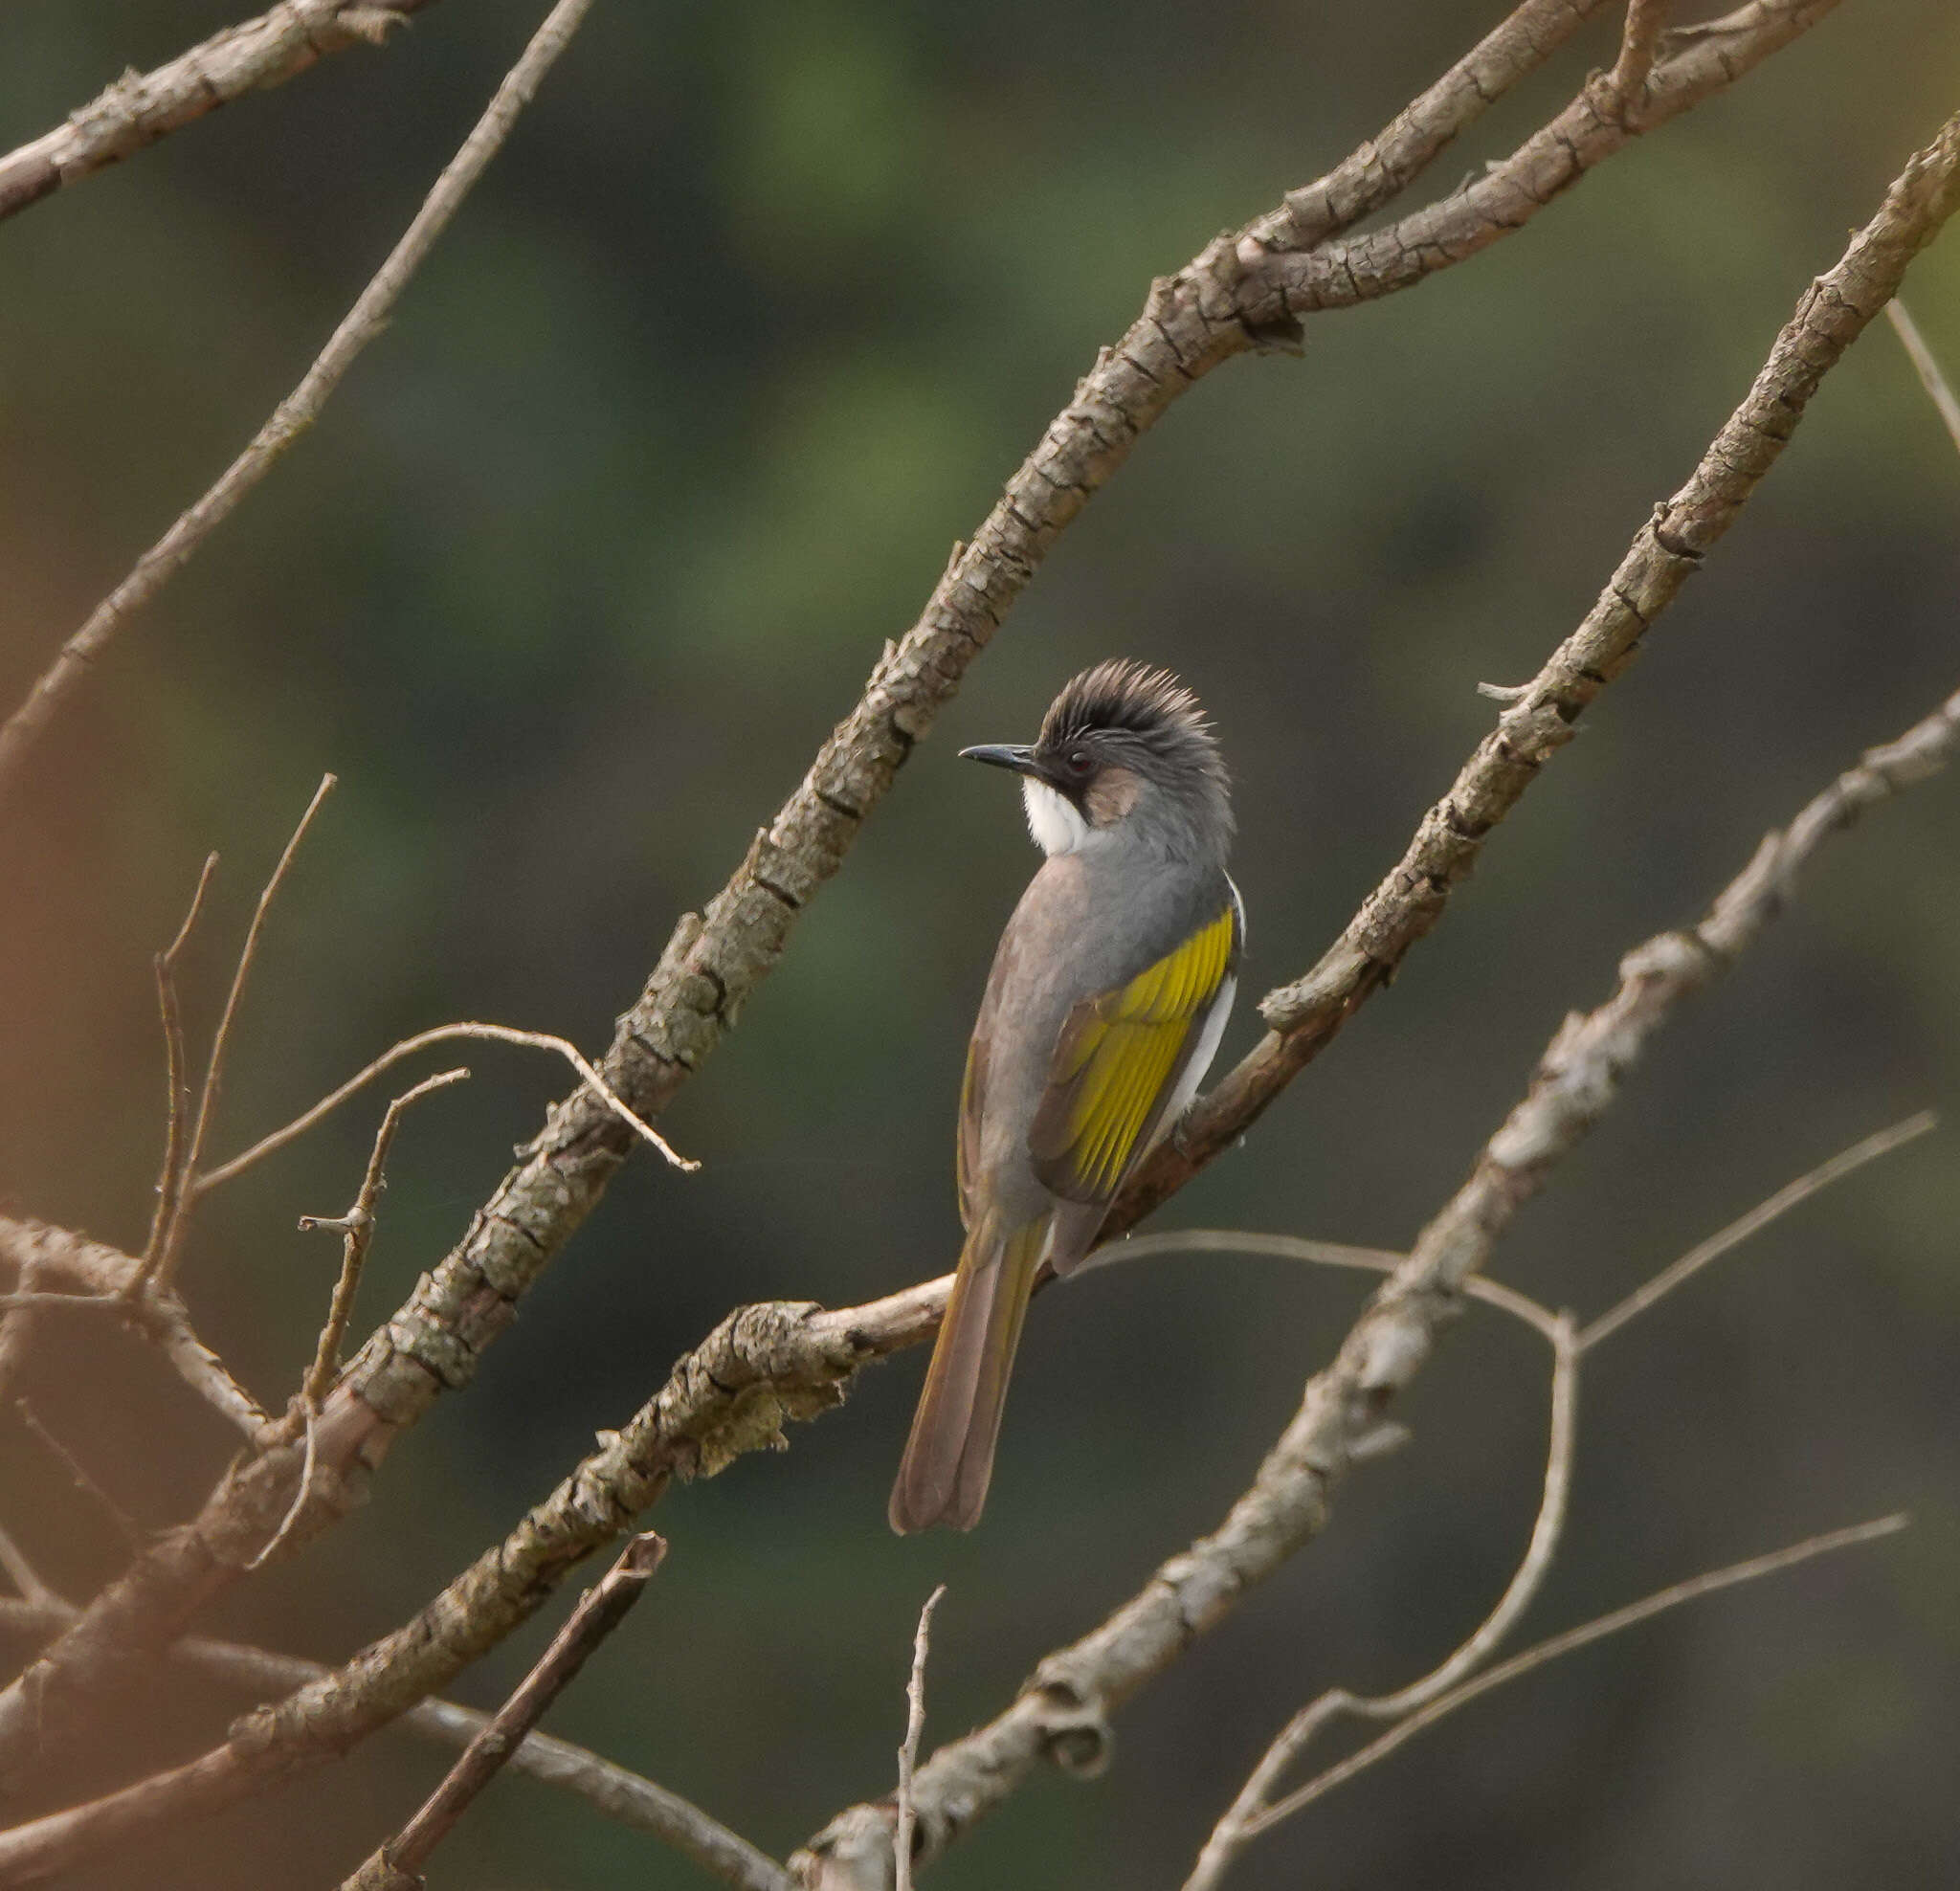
[[1183, 1316, 1578, 1890], [1118, 96, 1960, 1233], [0, 1221, 269, 1441], [1886, 299, 1960, 456], [342, 1532, 668, 1890], [1254, 0, 1615, 252], [1081, 1232, 1565, 1344], [247, 1066, 469, 1574], [0, 1, 439, 226], [298, 1068, 471, 1410], [147, 777, 336, 1293], [12, 1402, 139, 1550], [788, 678, 1960, 1885], [0, 1538, 56, 1616], [0, 0, 591, 808], [895, 1587, 947, 1891], [1604, 0, 1674, 107], [0, 1596, 789, 1891], [0, 1257, 38, 1417], [1241, 1515, 1908, 1838], [0, 0, 1890, 1805]]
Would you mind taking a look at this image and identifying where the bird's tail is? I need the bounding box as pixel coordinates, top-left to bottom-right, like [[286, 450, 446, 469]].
[[888, 1212, 1046, 1534]]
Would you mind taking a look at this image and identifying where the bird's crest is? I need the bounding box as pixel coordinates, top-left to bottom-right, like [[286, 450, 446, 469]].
[[1040, 658, 1214, 756]]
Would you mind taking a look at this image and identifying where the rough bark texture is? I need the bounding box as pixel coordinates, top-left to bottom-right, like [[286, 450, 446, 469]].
[[0, 1, 437, 224]]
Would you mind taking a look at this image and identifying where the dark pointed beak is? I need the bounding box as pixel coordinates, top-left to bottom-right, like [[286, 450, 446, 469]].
[[959, 743, 1040, 778]]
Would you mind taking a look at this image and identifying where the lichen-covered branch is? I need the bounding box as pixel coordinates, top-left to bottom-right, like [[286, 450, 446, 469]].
[[0, 1, 437, 226], [0, 0, 1860, 1799], [786, 676, 1960, 1883]]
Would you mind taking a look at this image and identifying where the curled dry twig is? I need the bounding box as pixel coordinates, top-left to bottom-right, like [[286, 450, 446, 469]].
[[198, 1020, 698, 1192]]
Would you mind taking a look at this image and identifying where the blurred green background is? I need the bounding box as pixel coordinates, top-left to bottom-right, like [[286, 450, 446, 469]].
[[1, 1, 1957, 1885]]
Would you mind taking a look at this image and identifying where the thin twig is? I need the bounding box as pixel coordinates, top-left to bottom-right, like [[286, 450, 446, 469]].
[[1090, 1231, 1563, 1344], [151, 775, 336, 1289], [245, 1402, 321, 1575], [246, 1066, 472, 1571], [14, 1402, 140, 1548], [344, 1532, 669, 1890], [0, 0, 588, 807], [127, 1299, 274, 1442], [0, 1530, 58, 1613], [1242, 1514, 1908, 1835], [1885, 299, 1960, 457], [133, 853, 220, 1294], [895, 1586, 947, 1891], [1580, 1111, 1937, 1348], [1604, 0, 1674, 108], [301, 1067, 470, 1406], [1185, 1316, 1578, 1889], [0, 1221, 264, 1441], [0, 1250, 40, 1414], [0, 1595, 790, 1891], [198, 1021, 697, 1192]]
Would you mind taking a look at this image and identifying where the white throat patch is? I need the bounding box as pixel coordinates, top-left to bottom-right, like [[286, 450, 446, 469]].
[[1021, 777, 1089, 856]]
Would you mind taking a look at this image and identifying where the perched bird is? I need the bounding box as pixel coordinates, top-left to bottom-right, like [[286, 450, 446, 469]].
[[890, 660, 1241, 1533]]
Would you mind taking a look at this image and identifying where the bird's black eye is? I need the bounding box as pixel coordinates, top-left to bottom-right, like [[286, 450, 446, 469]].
[[1065, 747, 1091, 775]]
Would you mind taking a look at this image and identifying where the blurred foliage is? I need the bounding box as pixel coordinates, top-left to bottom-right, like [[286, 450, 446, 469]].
[[0, 1, 1957, 1886]]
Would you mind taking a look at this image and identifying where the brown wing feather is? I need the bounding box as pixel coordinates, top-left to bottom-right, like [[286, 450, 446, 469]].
[[955, 1033, 987, 1232]]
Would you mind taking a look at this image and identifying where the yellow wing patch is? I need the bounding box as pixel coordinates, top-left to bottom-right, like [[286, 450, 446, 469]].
[[1030, 902, 1236, 1202]]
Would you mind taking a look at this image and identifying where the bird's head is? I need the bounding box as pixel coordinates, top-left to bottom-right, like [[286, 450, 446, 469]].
[[961, 658, 1233, 860]]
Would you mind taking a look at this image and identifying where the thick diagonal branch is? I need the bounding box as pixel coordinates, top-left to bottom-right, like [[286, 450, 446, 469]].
[[0, 1, 438, 226]]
